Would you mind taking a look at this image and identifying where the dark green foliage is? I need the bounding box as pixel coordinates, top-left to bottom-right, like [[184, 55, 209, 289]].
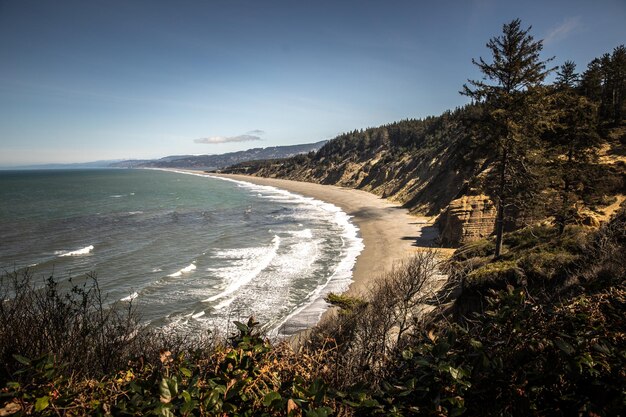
[[0, 271, 155, 381], [555, 60, 579, 89], [343, 329, 473, 417], [453, 224, 589, 292], [544, 62, 603, 234], [459, 283, 626, 416], [580, 45, 626, 125], [347, 212, 626, 416], [0, 317, 336, 416]]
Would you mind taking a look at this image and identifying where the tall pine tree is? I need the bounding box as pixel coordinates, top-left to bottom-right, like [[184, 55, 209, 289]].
[[548, 62, 601, 234], [580, 45, 626, 125], [462, 19, 555, 257]]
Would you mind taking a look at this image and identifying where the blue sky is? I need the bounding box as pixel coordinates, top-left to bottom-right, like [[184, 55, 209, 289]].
[[0, 0, 625, 166]]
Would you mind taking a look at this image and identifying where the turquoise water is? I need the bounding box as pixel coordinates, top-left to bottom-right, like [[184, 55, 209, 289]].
[[0, 169, 363, 336]]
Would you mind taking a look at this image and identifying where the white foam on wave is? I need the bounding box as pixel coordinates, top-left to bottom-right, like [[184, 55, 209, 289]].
[[127, 211, 143, 215], [272, 216, 364, 337], [204, 235, 280, 306], [288, 229, 313, 239], [264, 197, 364, 337], [57, 245, 94, 257], [192, 311, 205, 319], [110, 194, 124, 198], [214, 297, 236, 310], [121, 292, 138, 302], [168, 263, 196, 277]]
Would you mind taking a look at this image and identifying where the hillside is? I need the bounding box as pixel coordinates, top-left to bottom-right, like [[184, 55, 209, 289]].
[[223, 108, 485, 216], [110, 141, 327, 170]]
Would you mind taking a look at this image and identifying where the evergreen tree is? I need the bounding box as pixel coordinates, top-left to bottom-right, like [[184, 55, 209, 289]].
[[580, 45, 626, 124], [548, 62, 601, 234], [580, 58, 603, 102], [607, 45, 626, 124], [462, 19, 555, 257], [555, 60, 579, 89]]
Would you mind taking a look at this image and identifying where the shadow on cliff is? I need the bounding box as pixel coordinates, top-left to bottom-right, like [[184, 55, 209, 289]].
[[402, 224, 439, 247]]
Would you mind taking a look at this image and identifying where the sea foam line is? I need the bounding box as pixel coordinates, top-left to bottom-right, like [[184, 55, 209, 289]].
[[57, 245, 94, 257], [169, 263, 196, 277], [204, 235, 280, 305], [202, 174, 364, 331]]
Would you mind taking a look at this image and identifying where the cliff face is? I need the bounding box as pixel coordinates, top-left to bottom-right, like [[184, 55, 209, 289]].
[[438, 195, 497, 245]]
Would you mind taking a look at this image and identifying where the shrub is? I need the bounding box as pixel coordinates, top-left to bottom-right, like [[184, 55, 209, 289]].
[[0, 318, 337, 416], [0, 271, 156, 382], [309, 250, 442, 388], [466, 260, 524, 287]]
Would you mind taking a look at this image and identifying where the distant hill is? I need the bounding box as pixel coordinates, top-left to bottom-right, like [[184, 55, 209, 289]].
[[109, 141, 327, 169], [3, 160, 123, 170]]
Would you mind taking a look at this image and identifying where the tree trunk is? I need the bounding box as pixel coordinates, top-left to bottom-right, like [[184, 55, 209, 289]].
[[558, 147, 574, 235], [494, 146, 508, 258]]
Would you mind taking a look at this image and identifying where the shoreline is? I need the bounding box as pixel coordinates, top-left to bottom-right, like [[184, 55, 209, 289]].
[[171, 170, 439, 298]]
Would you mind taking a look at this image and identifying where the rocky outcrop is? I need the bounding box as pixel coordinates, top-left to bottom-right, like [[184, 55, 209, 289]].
[[438, 195, 496, 246]]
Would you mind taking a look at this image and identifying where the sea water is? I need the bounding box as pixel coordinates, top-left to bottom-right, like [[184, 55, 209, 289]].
[[0, 169, 363, 337]]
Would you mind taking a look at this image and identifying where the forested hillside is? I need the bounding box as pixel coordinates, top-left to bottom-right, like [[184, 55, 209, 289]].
[[111, 141, 327, 169], [224, 108, 483, 216]]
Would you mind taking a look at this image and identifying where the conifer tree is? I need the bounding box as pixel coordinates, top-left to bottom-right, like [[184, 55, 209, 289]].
[[580, 58, 603, 102], [548, 62, 601, 234], [555, 60, 579, 89], [462, 19, 555, 257], [580, 45, 626, 124], [607, 45, 626, 124]]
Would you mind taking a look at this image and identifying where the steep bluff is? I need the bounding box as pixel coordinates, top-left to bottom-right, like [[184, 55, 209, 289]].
[[224, 107, 488, 220], [438, 195, 497, 245]]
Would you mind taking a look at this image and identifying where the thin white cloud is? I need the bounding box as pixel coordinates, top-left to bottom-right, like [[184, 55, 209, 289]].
[[544, 17, 581, 45], [194, 132, 264, 144], [246, 129, 265, 136]]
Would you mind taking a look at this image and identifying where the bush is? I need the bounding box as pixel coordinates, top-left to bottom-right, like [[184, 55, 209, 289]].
[[0, 271, 158, 382], [309, 250, 442, 388], [466, 260, 524, 287], [0, 318, 337, 416]]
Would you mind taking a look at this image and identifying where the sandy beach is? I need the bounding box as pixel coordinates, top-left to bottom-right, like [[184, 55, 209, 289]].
[[206, 173, 439, 297]]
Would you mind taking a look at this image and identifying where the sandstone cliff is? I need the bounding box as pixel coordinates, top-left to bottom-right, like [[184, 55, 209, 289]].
[[438, 195, 497, 245]]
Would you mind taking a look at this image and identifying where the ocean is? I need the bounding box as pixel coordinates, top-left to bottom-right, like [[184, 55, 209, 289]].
[[0, 169, 363, 337]]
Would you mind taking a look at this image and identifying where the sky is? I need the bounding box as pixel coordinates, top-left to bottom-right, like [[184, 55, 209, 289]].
[[0, 0, 625, 166]]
